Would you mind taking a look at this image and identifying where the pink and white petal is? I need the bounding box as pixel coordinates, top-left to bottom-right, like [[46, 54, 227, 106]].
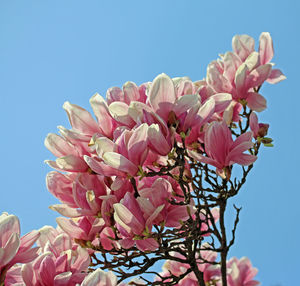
[[113, 204, 144, 235], [244, 52, 260, 71], [136, 238, 159, 252], [267, 68, 286, 84], [94, 137, 115, 158], [228, 153, 257, 166], [231, 131, 253, 150], [0, 214, 20, 247], [145, 205, 165, 227], [136, 197, 156, 219], [63, 101, 99, 135], [188, 150, 222, 169], [44, 133, 77, 158], [204, 121, 232, 164], [103, 152, 138, 176], [106, 87, 123, 105], [84, 156, 125, 177], [1, 233, 20, 267], [56, 217, 84, 239], [19, 230, 39, 250], [259, 32, 274, 65], [55, 155, 88, 172], [173, 94, 199, 116], [166, 205, 192, 227], [210, 93, 231, 113], [39, 254, 56, 283], [235, 63, 248, 96], [249, 112, 259, 137], [54, 272, 73, 286], [81, 269, 117, 286], [148, 124, 171, 156], [127, 124, 149, 166], [123, 81, 140, 103], [148, 73, 176, 120], [119, 239, 135, 249], [108, 101, 135, 127], [223, 52, 242, 83], [128, 101, 152, 123], [71, 247, 90, 273], [89, 93, 114, 138], [232, 34, 255, 61], [226, 141, 254, 166], [246, 92, 267, 112], [246, 64, 272, 89], [49, 204, 87, 218], [196, 98, 215, 126]]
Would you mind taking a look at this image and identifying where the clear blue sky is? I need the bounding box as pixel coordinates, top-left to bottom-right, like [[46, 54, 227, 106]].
[[0, 1, 298, 285]]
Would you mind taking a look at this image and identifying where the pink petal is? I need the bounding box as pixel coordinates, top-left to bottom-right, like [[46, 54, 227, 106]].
[[232, 34, 255, 61], [113, 204, 144, 235], [246, 92, 267, 112], [249, 112, 259, 137], [267, 68, 286, 84], [136, 238, 159, 252], [108, 101, 135, 127], [228, 153, 257, 166], [39, 254, 56, 283], [127, 124, 149, 166], [148, 124, 171, 156], [55, 155, 88, 172], [235, 63, 248, 96], [0, 214, 20, 247], [106, 86, 123, 105], [54, 272, 73, 286], [84, 156, 124, 177], [188, 150, 222, 170], [223, 52, 242, 83], [123, 81, 140, 103], [173, 94, 199, 116], [210, 93, 231, 113], [89, 93, 114, 138], [1, 233, 20, 267], [148, 73, 176, 121], [259, 32, 274, 65], [246, 64, 272, 89], [63, 101, 99, 135], [103, 152, 138, 176], [44, 133, 77, 158], [95, 137, 115, 158], [49, 204, 86, 218]]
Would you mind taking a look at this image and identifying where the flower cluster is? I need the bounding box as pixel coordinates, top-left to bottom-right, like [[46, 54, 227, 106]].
[[0, 33, 284, 286]]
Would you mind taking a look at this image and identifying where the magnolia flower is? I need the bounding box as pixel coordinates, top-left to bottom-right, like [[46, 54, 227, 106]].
[[189, 121, 256, 176], [0, 213, 40, 285]]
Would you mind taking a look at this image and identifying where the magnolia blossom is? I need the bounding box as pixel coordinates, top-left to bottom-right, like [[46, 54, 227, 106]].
[[189, 120, 257, 177], [80, 269, 119, 286], [21, 225, 90, 286], [40, 32, 283, 285], [0, 213, 40, 285]]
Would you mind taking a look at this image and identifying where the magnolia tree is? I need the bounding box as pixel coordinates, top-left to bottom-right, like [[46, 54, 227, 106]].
[[0, 33, 285, 286]]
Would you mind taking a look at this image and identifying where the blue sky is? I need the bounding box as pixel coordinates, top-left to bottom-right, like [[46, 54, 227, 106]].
[[0, 1, 299, 285]]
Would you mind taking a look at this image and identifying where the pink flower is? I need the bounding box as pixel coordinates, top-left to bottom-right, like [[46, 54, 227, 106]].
[[189, 121, 256, 175], [22, 225, 91, 286], [113, 192, 161, 251], [138, 178, 195, 227], [0, 213, 40, 284], [249, 112, 269, 139], [206, 33, 285, 114], [80, 269, 118, 286], [56, 216, 105, 242], [226, 257, 260, 286], [88, 123, 149, 177]]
